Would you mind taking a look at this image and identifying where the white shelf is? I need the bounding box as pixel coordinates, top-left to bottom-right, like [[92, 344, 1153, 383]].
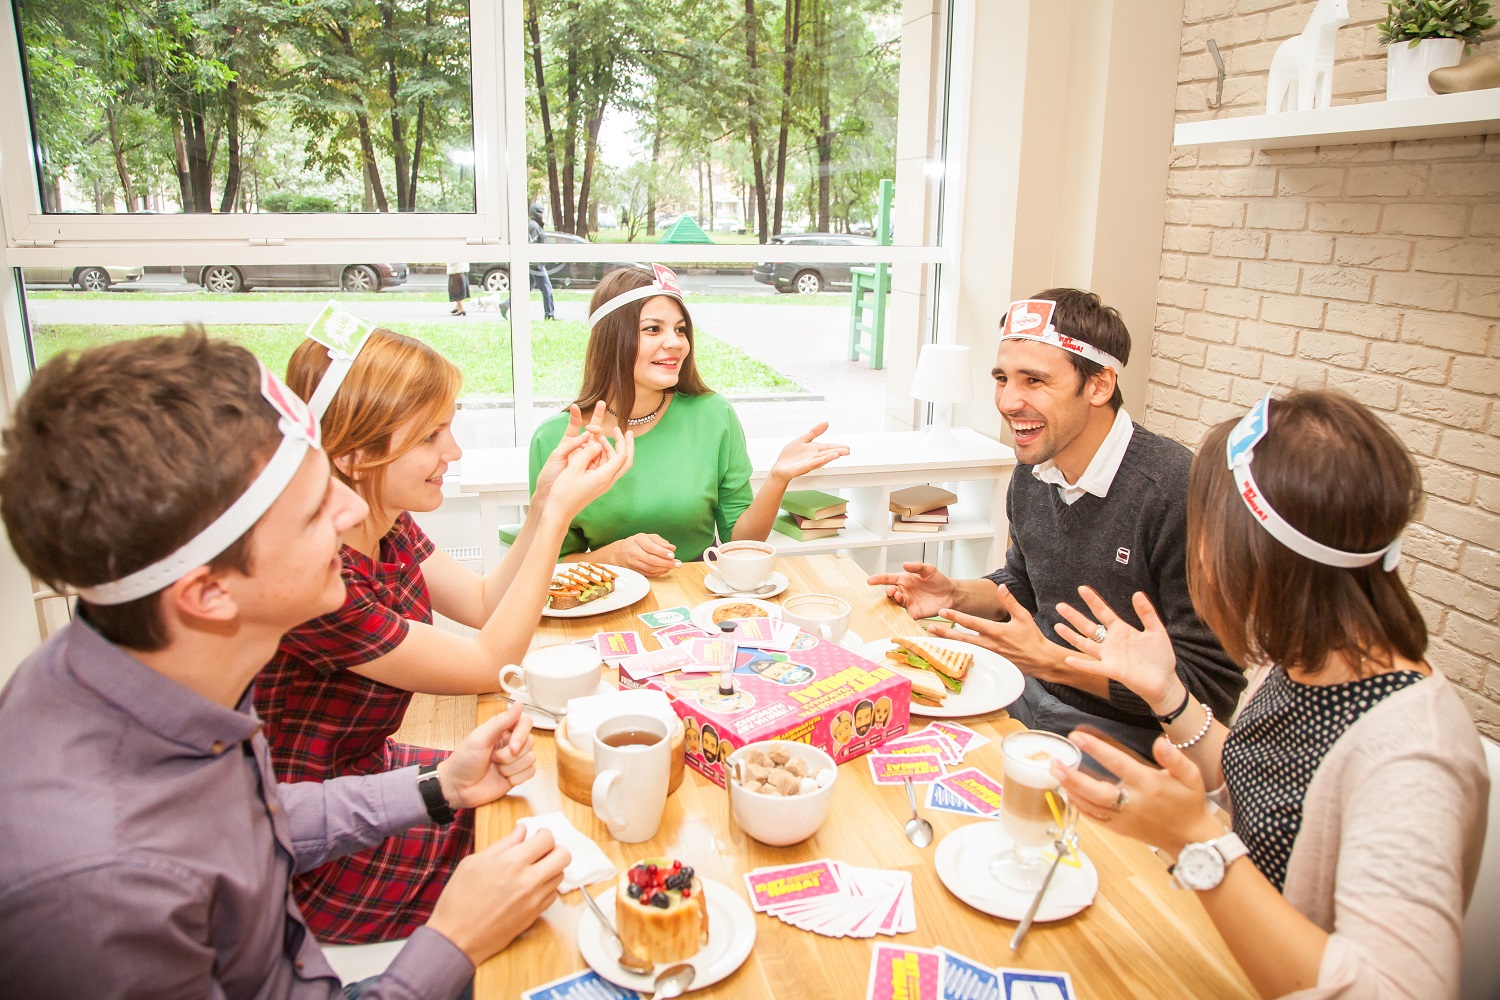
[[768, 517, 884, 551], [1173, 89, 1500, 149]]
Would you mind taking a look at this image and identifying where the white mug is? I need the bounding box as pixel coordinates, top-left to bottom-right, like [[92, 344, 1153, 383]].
[[499, 643, 602, 715], [592, 713, 671, 843], [782, 593, 852, 643], [703, 539, 777, 592]]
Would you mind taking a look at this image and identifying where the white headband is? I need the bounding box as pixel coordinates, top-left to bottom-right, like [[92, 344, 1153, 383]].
[[1000, 299, 1125, 371], [587, 264, 685, 329], [304, 301, 378, 418], [1227, 393, 1401, 572], [76, 364, 322, 606]]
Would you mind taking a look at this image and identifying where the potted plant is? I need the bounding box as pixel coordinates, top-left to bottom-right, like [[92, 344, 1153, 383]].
[[1379, 0, 1497, 99]]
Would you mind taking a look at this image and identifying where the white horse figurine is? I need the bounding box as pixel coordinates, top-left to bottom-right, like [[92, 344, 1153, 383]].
[[1265, 0, 1350, 113]]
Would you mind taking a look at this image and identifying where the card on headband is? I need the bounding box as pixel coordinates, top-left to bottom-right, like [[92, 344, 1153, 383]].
[[1001, 298, 1124, 371], [651, 262, 682, 295], [259, 362, 321, 446], [304, 301, 378, 418]]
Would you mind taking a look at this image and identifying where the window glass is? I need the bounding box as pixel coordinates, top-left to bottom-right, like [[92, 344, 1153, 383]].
[[522, 0, 939, 246], [13, 0, 477, 214]]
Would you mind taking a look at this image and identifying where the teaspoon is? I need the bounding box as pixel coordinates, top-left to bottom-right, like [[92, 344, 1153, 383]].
[[903, 775, 934, 848]]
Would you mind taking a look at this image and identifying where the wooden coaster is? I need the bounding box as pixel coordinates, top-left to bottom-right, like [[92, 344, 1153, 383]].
[[556, 717, 687, 806]]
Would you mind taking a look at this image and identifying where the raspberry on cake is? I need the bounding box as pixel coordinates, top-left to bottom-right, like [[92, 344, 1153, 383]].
[[616, 859, 709, 965]]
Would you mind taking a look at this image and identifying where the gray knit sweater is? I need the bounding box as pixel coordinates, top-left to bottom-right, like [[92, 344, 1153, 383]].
[[984, 423, 1244, 730]]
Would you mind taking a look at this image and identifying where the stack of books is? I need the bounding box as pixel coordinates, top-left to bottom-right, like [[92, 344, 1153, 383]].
[[890, 485, 957, 533], [775, 490, 849, 541]]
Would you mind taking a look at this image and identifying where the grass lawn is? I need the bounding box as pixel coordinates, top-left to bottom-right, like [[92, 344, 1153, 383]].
[[30, 319, 804, 399]]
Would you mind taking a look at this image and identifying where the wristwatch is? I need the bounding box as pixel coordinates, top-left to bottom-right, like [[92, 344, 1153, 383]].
[[417, 763, 456, 825], [1170, 832, 1248, 891]]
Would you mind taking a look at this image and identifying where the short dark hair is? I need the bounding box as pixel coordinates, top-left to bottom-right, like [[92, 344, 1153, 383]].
[[0, 330, 281, 650], [1028, 287, 1131, 410], [573, 267, 711, 417], [1187, 389, 1426, 676]]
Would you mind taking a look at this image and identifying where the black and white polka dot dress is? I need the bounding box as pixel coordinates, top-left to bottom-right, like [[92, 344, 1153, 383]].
[[1221, 667, 1425, 891]]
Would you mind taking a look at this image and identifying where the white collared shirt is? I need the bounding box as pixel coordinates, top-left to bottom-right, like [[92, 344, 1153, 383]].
[[1031, 408, 1135, 505]]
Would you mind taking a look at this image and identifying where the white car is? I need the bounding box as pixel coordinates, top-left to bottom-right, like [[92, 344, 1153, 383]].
[[22, 265, 145, 291]]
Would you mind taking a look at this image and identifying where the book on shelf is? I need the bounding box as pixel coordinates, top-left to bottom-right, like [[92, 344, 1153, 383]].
[[788, 512, 849, 529], [896, 505, 949, 524], [774, 514, 842, 541], [780, 489, 847, 521], [891, 516, 943, 533], [889, 485, 957, 518]]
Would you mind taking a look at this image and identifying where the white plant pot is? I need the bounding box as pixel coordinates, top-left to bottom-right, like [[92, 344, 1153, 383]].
[[1386, 37, 1464, 100]]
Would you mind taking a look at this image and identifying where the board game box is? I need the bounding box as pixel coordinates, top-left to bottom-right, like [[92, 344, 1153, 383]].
[[621, 627, 913, 787]]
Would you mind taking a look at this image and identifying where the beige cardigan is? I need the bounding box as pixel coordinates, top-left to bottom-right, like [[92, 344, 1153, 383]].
[[1211, 670, 1489, 999]]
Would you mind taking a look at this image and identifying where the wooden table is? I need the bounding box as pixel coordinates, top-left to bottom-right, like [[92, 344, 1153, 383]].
[[474, 555, 1254, 999]]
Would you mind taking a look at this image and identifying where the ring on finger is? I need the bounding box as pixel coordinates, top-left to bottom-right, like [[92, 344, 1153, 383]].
[[1092, 624, 1108, 643], [1111, 784, 1130, 811]]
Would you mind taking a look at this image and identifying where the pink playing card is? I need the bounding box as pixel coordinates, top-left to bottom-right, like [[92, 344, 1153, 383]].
[[744, 861, 842, 912], [866, 945, 942, 1000], [868, 753, 946, 784], [936, 767, 1005, 816]]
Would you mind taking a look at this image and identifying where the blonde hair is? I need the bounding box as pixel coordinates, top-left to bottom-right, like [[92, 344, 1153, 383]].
[[286, 328, 462, 512]]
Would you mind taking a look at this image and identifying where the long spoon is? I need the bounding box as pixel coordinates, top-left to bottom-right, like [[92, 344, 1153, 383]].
[[579, 887, 654, 974], [650, 962, 696, 999], [903, 775, 934, 848], [1009, 834, 1076, 952], [492, 691, 561, 724]]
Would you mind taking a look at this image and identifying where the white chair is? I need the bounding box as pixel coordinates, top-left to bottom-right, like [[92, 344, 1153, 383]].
[[1461, 737, 1500, 1000], [320, 939, 408, 987]]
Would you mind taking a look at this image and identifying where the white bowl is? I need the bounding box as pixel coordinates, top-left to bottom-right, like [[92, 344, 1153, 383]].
[[726, 740, 837, 847]]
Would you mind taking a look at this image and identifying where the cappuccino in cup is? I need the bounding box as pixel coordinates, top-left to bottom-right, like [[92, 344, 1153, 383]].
[[703, 540, 777, 592], [1000, 730, 1082, 848], [498, 643, 603, 715]]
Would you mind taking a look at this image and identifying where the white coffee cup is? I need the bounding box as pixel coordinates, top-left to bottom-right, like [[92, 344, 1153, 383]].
[[592, 713, 671, 843], [703, 539, 777, 592], [499, 643, 602, 715], [782, 593, 852, 643]]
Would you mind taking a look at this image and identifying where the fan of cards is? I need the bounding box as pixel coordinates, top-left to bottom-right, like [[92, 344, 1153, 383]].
[[866, 945, 1076, 1000], [744, 859, 915, 938]]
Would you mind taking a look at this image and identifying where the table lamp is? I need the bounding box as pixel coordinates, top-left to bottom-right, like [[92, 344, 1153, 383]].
[[910, 344, 973, 451]]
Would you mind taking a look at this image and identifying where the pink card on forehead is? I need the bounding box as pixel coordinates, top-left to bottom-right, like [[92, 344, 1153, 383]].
[[651, 263, 682, 294], [257, 364, 319, 443], [744, 861, 842, 912]]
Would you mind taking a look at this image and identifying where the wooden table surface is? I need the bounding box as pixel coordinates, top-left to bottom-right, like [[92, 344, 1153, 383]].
[[474, 555, 1254, 999]]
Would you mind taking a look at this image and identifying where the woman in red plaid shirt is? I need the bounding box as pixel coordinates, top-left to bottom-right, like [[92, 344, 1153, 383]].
[[255, 328, 631, 945]]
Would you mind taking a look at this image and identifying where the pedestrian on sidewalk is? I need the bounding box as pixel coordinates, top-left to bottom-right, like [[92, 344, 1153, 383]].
[[447, 261, 470, 316], [528, 204, 556, 320]]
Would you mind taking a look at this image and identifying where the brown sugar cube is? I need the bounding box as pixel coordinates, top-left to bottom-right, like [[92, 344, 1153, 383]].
[[766, 768, 801, 795], [767, 746, 792, 766], [745, 763, 771, 783], [784, 757, 809, 778], [755, 782, 782, 796], [746, 749, 773, 768]]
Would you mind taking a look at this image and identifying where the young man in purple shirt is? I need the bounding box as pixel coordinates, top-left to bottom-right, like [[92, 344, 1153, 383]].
[[0, 332, 594, 999]]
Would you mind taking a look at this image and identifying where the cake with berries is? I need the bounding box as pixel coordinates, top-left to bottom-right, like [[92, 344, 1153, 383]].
[[616, 859, 709, 964]]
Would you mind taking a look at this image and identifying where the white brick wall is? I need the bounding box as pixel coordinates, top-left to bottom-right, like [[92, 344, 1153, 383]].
[[1157, 1, 1500, 737]]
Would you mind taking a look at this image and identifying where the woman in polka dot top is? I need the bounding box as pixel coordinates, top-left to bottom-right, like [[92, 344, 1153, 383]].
[[1049, 390, 1487, 999]]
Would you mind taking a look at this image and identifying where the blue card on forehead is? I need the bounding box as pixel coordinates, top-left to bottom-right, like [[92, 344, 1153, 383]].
[[939, 948, 1000, 1000], [522, 969, 644, 1000]]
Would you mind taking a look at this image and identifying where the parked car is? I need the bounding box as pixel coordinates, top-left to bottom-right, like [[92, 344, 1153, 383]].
[[470, 233, 650, 294], [21, 265, 145, 291], [183, 262, 408, 293], [752, 234, 876, 294]]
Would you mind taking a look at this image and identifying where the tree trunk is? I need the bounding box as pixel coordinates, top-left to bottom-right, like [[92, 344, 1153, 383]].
[[106, 105, 137, 211], [356, 111, 389, 213], [813, 0, 831, 232], [577, 99, 605, 240], [561, 41, 579, 233], [218, 79, 242, 213], [706, 148, 715, 231], [182, 102, 215, 214], [408, 99, 427, 211], [383, 4, 412, 212], [743, 0, 769, 243], [527, 0, 563, 226], [647, 91, 662, 236], [172, 125, 191, 212], [773, 0, 800, 235]]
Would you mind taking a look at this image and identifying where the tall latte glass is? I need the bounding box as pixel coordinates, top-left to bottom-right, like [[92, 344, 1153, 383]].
[[992, 729, 1081, 891]]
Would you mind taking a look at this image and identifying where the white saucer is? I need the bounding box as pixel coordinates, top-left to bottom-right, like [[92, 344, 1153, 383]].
[[704, 570, 789, 599], [935, 822, 1099, 922], [506, 679, 615, 732], [690, 597, 784, 634], [836, 630, 864, 651], [579, 877, 755, 992]]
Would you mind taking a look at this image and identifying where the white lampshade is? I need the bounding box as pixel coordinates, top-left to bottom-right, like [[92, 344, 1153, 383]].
[[909, 344, 974, 405]]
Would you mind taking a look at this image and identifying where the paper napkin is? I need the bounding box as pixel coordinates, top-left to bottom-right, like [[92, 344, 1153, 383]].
[[517, 811, 616, 891]]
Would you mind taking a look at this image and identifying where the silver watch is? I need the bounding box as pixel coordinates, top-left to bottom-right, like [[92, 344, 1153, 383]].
[[1171, 832, 1248, 891]]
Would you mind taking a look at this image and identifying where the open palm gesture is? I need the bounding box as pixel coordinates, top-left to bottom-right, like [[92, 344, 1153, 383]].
[[770, 422, 849, 483], [1053, 587, 1179, 710]]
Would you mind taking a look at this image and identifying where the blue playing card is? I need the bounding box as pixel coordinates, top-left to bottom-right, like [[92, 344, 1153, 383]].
[[927, 780, 987, 817], [939, 948, 1000, 1000], [522, 969, 644, 1000], [999, 968, 1075, 1000]]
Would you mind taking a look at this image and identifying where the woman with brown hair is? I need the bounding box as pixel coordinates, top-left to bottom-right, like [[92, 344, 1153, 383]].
[[254, 326, 631, 945], [1047, 389, 1487, 999], [528, 265, 848, 575]]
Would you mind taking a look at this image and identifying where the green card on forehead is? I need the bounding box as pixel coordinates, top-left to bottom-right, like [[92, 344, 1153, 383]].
[[304, 301, 377, 358]]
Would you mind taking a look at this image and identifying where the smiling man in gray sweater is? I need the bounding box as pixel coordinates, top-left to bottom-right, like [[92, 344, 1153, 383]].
[[870, 289, 1243, 758]]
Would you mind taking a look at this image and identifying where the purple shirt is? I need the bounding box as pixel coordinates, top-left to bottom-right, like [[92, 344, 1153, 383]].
[[0, 621, 473, 1000]]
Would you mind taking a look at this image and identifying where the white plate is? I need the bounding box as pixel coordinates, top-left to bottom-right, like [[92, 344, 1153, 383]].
[[935, 822, 1099, 922], [542, 564, 651, 619], [579, 877, 755, 992], [690, 598, 784, 634], [854, 636, 1025, 718], [703, 570, 789, 599], [506, 679, 615, 732]]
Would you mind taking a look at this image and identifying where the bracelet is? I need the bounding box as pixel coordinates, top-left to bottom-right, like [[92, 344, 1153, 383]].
[[1153, 687, 1192, 725], [417, 763, 457, 825], [1172, 702, 1214, 750]]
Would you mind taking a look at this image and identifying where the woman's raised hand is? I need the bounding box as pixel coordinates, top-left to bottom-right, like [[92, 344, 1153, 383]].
[[534, 402, 608, 501], [1053, 587, 1183, 713], [546, 427, 634, 518], [770, 422, 849, 484]]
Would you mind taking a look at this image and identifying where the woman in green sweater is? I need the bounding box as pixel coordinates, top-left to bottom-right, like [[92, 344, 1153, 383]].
[[529, 265, 847, 575]]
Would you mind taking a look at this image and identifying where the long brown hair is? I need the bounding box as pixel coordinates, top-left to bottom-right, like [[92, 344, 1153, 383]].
[[286, 328, 461, 512], [1187, 389, 1426, 676], [572, 267, 712, 417]]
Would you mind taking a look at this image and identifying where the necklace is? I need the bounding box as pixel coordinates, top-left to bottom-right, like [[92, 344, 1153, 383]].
[[608, 390, 669, 427]]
